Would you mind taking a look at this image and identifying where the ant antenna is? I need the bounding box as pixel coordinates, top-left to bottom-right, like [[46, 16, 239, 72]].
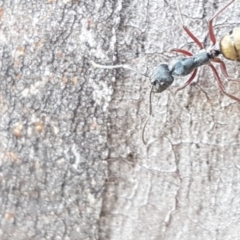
[[91, 60, 155, 145], [90, 61, 149, 78], [142, 85, 154, 145]]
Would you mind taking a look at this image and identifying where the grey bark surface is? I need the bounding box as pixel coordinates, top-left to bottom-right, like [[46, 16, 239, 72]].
[[1, 0, 240, 240]]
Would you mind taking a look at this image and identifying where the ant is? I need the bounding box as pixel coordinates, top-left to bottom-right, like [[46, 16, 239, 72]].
[[151, 0, 240, 102], [91, 0, 240, 144]]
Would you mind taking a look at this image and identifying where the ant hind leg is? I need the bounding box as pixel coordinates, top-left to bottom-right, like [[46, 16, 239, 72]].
[[212, 58, 240, 82], [208, 0, 235, 45], [209, 63, 240, 103], [176, 1, 204, 49], [211, 58, 229, 78]]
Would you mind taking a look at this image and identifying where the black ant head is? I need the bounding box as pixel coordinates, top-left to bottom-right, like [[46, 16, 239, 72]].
[[151, 64, 174, 93]]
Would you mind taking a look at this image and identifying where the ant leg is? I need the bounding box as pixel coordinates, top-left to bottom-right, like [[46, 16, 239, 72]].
[[208, 63, 240, 103], [176, 1, 204, 49], [91, 61, 148, 78], [208, 0, 235, 45], [175, 69, 198, 94], [228, 62, 240, 82], [212, 58, 240, 81], [171, 48, 193, 56], [211, 58, 229, 78]]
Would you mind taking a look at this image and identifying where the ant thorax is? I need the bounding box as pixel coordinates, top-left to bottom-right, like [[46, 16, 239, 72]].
[[171, 50, 211, 77]]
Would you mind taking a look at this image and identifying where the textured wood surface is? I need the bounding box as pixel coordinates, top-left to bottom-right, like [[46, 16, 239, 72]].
[[0, 0, 240, 239]]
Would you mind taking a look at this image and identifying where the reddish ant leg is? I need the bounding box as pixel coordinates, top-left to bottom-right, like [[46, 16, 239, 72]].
[[176, 2, 204, 49], [211, 58, 240, 82], [182, 27, 204, 49], [208, 0, 235, 45], [171, 48, 193, 56], [175, 69, 198, 94], [208, 63, 240, 103], [211, 57, 229, 78]]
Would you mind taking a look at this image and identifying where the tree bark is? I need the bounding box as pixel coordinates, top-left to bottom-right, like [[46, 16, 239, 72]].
[[0, 0, 240, 239]]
